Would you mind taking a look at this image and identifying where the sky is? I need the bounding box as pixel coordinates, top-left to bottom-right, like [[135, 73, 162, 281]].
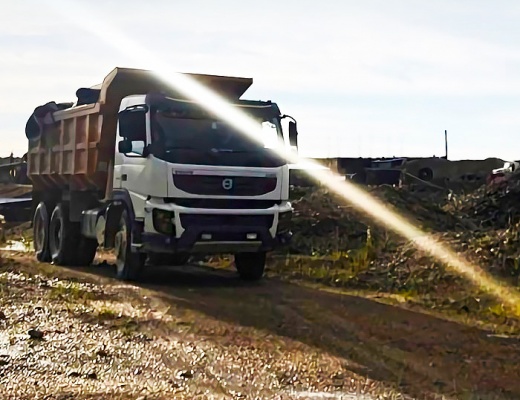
[[1, 0, 520, 160]]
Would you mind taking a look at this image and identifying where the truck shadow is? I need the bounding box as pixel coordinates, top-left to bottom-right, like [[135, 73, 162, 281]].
[[102, 262, 520, 399]]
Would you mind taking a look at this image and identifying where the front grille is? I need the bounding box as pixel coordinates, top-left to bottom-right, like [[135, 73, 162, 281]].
[[173, 175, 277, 196], [180, 214, 274, 229], [165, 198, 281, 209]]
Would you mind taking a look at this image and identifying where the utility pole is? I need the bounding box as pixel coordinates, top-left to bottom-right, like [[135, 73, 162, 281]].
[[444, 130, 448, 160]]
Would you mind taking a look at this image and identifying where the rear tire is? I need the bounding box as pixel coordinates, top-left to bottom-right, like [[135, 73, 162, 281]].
[[114, 209, 145, 281], [234, 252, 266, 281], [33, 202, 51, 262], [49, 203, 78, 266]]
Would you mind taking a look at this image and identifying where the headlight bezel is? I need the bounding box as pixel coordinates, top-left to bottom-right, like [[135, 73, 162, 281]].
[[152, 209, 175, 235], [277, 210, 292, 233]]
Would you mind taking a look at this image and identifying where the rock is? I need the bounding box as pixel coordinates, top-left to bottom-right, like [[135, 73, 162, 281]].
[[96, 349, 108, 358], [86, 371, 98, 380], [28, 329, 44, 340], [178, 369, 194, 379]]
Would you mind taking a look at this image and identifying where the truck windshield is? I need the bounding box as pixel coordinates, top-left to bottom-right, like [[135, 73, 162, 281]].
[[150, 105, 286, 167]]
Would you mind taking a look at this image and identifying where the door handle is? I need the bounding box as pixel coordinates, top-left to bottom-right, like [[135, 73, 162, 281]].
[[122, 174, 127, 181]]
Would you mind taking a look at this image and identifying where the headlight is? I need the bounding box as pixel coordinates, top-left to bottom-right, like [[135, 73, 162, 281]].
[[277, 211, 292, 233], [152, 209, 175, 235]]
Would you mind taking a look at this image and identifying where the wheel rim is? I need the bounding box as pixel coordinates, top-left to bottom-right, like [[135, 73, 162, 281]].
[[51, 219, 62, 256], [34, 211, 45, 252], [114, 219, 127, 275]]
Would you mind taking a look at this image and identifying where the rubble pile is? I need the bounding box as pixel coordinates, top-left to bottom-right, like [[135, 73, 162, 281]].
[[287, 184, 458, 255], [289, 172, 520, 253], [451, 173, 520, 229], [280, 175, 520, 296]]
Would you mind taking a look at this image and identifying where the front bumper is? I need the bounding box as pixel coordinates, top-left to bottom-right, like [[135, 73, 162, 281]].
[[140, 200, 293, 254]]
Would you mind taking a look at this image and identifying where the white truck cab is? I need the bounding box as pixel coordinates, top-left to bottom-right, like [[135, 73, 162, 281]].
[[111, 91, 295, 280]]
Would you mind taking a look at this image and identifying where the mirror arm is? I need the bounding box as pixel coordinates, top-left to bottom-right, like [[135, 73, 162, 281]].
[[281, 114, 297, 124]]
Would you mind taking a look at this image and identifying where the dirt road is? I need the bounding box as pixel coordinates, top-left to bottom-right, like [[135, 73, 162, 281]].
[[1, 253, 520, 399], [136, 264, 520, 399]]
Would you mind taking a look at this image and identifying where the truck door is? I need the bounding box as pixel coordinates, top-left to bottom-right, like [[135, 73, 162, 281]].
[[113, 105, 166, 219]]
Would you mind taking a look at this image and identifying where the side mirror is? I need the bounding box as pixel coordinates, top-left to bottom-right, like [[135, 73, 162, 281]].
[[288, 121, 298, 148], [118, 105, 148, 141], [118, 140, 133, 154]]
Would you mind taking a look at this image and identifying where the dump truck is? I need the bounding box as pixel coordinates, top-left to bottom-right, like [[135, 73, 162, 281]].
[[25, 67, 297, 281]]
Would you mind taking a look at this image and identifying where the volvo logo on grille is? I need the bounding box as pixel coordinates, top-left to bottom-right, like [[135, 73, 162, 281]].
[[222, 178, 233, 190]]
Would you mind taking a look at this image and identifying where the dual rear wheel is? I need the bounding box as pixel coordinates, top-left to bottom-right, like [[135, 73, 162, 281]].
[[33, 202, 97, 267], [33, 203, 147, 281]]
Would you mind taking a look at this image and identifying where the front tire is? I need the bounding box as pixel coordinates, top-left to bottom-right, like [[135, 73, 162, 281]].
[[114, 209, 145, 281], [234, 252, 266, 281], [33, 202, 51, 262]]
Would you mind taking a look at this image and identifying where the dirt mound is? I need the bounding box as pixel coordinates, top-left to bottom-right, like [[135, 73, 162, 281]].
[[287, 184, 460, 256], [452, 173, 520, 229], [287, 172, 520, 257]]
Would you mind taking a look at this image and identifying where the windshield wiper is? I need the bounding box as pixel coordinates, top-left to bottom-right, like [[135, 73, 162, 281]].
[[164, 147, 263, 153], [165, 146, 196, 151], [210, 148, 236, 153], [214, 149, 269, 153]]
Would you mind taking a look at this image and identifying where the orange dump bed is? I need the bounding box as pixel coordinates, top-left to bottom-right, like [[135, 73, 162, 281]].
[[26, 67, 253, 197]]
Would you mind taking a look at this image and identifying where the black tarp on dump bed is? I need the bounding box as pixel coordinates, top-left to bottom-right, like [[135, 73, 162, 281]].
[[25, 101, 73, 140]]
